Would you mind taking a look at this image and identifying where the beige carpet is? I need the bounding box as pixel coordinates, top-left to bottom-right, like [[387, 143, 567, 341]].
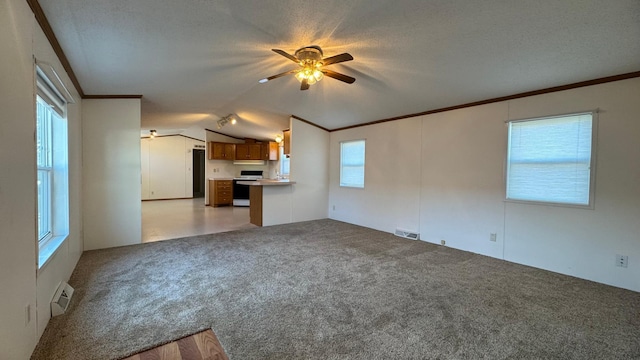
[[31, 219, 640, 359]]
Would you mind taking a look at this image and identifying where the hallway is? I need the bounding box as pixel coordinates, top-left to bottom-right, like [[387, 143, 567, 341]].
[[142, 199, 255, 243]]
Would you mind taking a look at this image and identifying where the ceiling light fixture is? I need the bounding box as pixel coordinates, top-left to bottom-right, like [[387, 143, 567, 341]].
[[294, 47, 324, 86], [258, 46, 354, 91], [150, 130, 157, 138], [275, 134, 283, 143], [217, 114, 237, 129]]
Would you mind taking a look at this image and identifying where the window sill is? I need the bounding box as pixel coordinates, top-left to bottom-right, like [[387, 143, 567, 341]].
[[38, 233, 68, 270], [504, 198, 594, 210]]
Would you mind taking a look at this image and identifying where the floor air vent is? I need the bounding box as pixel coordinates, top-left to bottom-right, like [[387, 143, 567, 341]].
[[51, 281, 74, 316], [394, 229, 420, 240]]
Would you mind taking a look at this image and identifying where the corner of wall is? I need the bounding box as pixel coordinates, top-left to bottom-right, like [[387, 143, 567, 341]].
[[290, 118, 330, 222]]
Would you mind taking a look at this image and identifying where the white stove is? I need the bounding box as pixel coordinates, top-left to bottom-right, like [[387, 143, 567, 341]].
[[233, 170, 263, 206]]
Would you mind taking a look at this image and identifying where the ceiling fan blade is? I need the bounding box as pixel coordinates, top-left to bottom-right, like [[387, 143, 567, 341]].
[[259, 69, 298, 83], [322, 69, 356, 84], [322, 53, 353, 66], [300, 78, 310, 90], [272, 49, 300, 63]]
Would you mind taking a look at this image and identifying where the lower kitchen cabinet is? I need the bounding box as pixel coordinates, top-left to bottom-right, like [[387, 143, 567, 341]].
[[208, 179, 233, 207]]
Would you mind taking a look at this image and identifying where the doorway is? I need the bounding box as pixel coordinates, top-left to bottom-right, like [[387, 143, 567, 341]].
[[193, 149, 205, 198]]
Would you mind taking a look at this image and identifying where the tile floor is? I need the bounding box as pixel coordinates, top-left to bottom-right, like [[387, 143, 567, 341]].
[[142, 198, 256, 243]]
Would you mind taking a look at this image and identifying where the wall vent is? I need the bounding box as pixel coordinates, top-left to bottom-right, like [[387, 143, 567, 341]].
[[395, 229, 420, 240], [51, 281, 74, 317]]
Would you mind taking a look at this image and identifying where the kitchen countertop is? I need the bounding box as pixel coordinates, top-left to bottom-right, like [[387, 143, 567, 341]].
[[236, 179, 296, 186]]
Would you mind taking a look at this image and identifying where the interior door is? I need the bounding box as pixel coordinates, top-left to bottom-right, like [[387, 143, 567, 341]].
[[192, 149, 205, 197]]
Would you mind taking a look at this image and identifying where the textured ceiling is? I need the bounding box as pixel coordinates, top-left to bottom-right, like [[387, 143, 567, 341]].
[[38, 0, 640, 139]]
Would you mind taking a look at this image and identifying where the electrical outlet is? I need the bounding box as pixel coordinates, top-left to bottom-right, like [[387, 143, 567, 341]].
[[616, 254, 628, 268], [440, 240, 446, 246], [490, 233, 497, 242]]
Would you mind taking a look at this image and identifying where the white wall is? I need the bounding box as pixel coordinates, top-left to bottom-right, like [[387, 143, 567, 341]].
[[83, 99, 141, 250], [33, 12, 84, 341], [140, 135, 204, 200], [0, 1, 83, 357], [180, 124, 206, 141], [502, 79, 640, 291], [290, 118, 330, 222], [329, 117, 422, 234], [329, 78, 640, 292], [420, 103, 507, 259]]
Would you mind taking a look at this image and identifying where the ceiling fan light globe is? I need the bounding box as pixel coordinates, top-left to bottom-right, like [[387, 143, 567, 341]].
[[307, 76, 317, 85], [313, 70, 323, 82], [295, 71, 305, 83]]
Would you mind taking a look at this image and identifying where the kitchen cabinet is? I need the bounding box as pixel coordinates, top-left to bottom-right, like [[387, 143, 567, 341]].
[[261, 142, 279, 161], [235, 143, 262, 160], [208, 142, 236, 160], [209, 140, 279, 161], [208, 179, 233, 207], [283, 129, 291, 156]]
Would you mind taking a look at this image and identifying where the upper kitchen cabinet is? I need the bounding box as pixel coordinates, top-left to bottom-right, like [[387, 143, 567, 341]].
[[208, 142, 236, 160], [262, 142, 279, 161], [236, 143, 263, 160], [283, 129, 291, 156]]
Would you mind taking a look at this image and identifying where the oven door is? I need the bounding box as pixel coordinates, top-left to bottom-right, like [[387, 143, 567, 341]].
[[233, 179, 254, 206]]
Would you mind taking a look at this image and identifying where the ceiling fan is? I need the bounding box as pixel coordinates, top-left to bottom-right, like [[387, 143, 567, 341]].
[[259, 45, 355, 90]]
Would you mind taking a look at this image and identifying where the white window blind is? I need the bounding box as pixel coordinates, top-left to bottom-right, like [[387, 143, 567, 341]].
[[506, 112, 595, 206], [340, 140, 365, 188]]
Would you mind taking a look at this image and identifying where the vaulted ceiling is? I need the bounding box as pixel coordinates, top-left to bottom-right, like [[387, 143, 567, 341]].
[[37, 0, 640, 140]]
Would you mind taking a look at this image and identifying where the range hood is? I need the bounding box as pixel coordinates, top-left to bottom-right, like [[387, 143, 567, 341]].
[[233, 160, 266, 165]]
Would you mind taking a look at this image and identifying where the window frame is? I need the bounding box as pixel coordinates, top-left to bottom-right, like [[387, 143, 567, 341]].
[[36, 96, 54, 242], [505, 110, 598, 209], [339, 139, 366, 189], [35, 65, 71, 269], [279, 145, 290, 177]]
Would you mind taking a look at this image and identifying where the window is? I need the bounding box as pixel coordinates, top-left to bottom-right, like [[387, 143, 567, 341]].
[[279, 145, 290, 177], [36, 66, 70, 267], [506, 112, 596, 206], [37, 96, 54, 241], [340, 140, 365, 188]]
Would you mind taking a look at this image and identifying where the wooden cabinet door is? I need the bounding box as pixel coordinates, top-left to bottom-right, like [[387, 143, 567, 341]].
[[283, 129, 291, 155], [261, 142, 279, 160], [235, 144, 249, 159], [207, 142, 214, 160], [269, 142, 279, 160], [248, 144, 262, 159], [224, 143, 236, 160], [211, 142, 225, 159]]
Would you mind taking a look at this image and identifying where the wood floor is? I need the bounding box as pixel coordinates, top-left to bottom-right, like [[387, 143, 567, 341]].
[[122, 329, 228, 360]]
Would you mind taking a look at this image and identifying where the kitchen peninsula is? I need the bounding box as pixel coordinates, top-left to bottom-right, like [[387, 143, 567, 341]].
[[236, 180, 296, 226]]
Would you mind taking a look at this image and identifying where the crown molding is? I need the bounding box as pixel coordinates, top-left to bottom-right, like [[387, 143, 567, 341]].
[[83, 95, 144, 99], [27, 0, 85, 97], [331, 70, 640, 132], [290, 115, 330, 132]]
